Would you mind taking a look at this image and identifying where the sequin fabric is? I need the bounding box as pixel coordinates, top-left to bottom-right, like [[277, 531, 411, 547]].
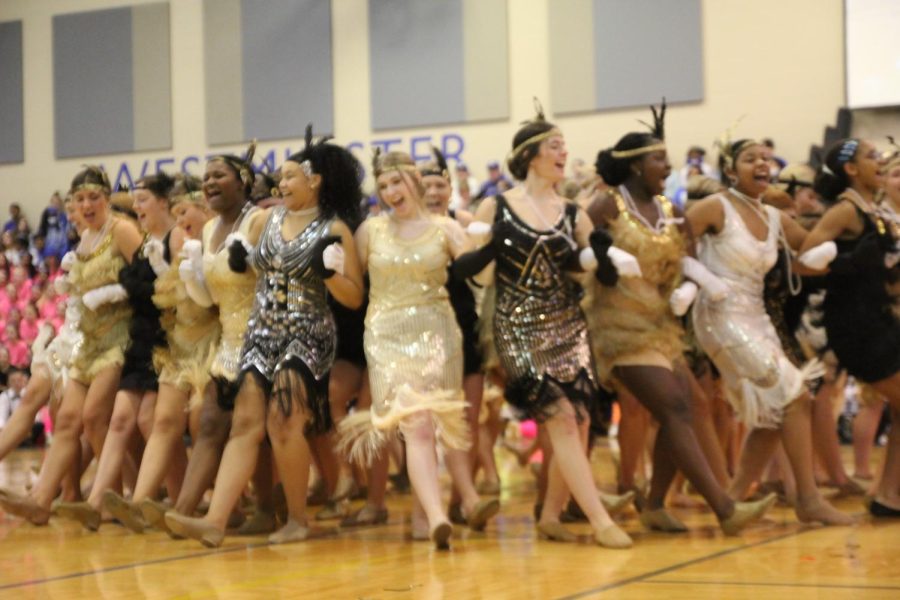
[[692, 195, 809, 428], [585, 191, 685, 381], [202, 207, 259, 382], [491, 195, 599, 420], [339, 215, 468, 465], [240, 207, 336, 386]]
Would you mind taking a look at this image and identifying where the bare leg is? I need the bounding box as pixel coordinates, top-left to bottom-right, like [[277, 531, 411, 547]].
[[0, 372, 52, 461], [400, 411, 447, 530], [729, 428, 780, 499], [85, 390, 142, 509], [853, 401, 884, 480], [132, 383, 189, 503]]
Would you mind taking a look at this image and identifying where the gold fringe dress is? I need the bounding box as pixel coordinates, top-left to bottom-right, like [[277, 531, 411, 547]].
[[340, 215, 468, 464], [68, 221, 131, 384], [202, 208, 259, 409], [152, 252, 221, 407], [586, 191, 685, 383]]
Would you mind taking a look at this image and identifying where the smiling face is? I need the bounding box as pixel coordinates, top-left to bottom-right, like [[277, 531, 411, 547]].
[[132, 188, 169, 234], [203, 159, 245, 214], [172, 201, 211, 240], [844, 140, 884, 194], [376, 169, 423, 219], [73, 188, 110, 231], [727, 143, 770, 197], [278, 160, 321, 212], [422, 174, 452, 215], [528, 132, 567, 183], [634, 146, 672, 196]]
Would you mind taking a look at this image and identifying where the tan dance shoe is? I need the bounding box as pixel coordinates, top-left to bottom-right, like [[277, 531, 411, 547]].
[[430, 521, 452, 550], [536, 521, 577, 543], [720, 492, 777, 535], [164, 511, 225, 548], [102, 490, 145, 534], [466, 498, 501, 532], [639, 508, 688, 533], [55, 501, 101, 531], [594, 524, 633, 549]]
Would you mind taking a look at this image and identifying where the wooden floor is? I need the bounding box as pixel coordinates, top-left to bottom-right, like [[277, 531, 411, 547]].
[[0, 445, 898, 599]]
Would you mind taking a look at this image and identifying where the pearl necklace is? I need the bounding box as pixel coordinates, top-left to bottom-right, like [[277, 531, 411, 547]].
[[619, 185, 666, 233]]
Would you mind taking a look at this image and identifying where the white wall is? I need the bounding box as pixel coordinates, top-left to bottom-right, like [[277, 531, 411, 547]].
[[0, 0, 847, 223]]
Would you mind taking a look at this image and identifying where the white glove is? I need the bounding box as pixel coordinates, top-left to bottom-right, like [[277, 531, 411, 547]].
[[579, 247, 598, 271], [467, 222, 491, 236], [54, 274, 71, 295], [144, 238, 169, 276], [60, 251, 76, 272], [607, 246, 642, 278], [669, 281, 699, 317], [181, 239, 204, 270], [82, 284, 128, 311], [798, 241, 837, 270], [682, 256, 728, 301], [224, 232, 253, 255], [322, 243, 345, 276]]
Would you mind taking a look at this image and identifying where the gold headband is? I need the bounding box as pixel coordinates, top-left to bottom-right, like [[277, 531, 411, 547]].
[[507, 128, 562, 162], [610, 142, 667, 159], [722, 139, 759, 169], [73, 182, 110, 194], [375, 163, 418, 178]]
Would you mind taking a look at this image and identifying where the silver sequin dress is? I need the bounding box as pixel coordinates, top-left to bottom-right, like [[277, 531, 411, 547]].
[[692, 195, 818, 429], [491, 195, 600, 421], [239, 207, 336, 430]]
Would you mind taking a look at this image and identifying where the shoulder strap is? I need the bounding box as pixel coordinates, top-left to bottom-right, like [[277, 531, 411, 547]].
[[493, 194, 508, 224]]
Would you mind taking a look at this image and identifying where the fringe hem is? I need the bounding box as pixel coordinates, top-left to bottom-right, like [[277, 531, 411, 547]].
[[730, 357, 824, 429]]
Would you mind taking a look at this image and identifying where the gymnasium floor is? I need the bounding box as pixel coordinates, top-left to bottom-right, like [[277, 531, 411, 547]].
[[0, 446, 897, 599]]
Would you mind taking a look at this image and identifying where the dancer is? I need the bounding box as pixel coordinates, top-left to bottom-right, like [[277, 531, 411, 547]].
[[340, 149, 472, 550], [167, 129, 365, 546], [452, 105, 632, 548], [587, 106, 773, 534], [0, 166, 142, 524], [799, 138, 900, 515], [688, 138, 850, 526]]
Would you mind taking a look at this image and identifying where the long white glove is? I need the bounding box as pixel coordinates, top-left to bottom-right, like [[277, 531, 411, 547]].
[[82, 284, 128, 311], [467, 221, 491, 237], [322, 242, 345, 276], [60, 251, 76, 272], [669, 281, 699, 317], [178, 240, 213, 307], [682, 256, 728, 301], [579, 247, 598, 270], [607, 246, 642, 278], [144, 238, 169, 276], [798, 241, 837, 270], [54, 273, 72, 295]]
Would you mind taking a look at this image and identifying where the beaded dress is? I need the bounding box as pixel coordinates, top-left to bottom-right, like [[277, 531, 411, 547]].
[[68, 220, 131, 384], [586, 190, 684, 383], [340, 215, 468, 464], [202, 206, 259, 409], [153, 251, 221, 407], [491, 195, 600, 420], [692, 195, 818, 428], [239, 207, 336, 431], [31, 299, 82, 402], [822, 197, 900, 382]]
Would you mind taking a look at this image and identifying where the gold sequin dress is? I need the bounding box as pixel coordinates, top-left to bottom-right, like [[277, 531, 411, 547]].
[[153, 253, 221, 407], [202, 208, 259, 409], [586, 191, 684, 383], [68, 221, 131, 384], [340, 215, 468, 464]]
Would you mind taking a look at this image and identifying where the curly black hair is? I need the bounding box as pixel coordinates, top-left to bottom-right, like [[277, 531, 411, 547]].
[[594, 100, 666, 186], [287, 125, 364, 232], [814, 138, 861, 203]]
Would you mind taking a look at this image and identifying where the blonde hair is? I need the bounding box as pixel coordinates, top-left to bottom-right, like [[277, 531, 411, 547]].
[[372, 150, 426, 201]]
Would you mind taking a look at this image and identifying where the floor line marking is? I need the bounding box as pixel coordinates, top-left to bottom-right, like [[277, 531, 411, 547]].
[[645, 579, 900, 591]]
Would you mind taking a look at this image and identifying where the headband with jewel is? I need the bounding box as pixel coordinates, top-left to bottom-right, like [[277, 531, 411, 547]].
[[418, 146, 451, 180], [71, 165, 112, 195], [209, 140, 257, 189]]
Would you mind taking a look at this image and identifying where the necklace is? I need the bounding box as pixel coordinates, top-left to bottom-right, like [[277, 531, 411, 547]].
[[619, 185, 666, 233], [287, 205, 319, 217], [77, 215, 115, 257], [522, 193, 577, 250]]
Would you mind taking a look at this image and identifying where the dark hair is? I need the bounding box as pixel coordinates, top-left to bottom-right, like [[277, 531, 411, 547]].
[[813, 138, 861, 203], [208, 142, 257, 198], [287, 125, 364, 232], [507, 119, 557, 181], [251, 171, 277, 204], [717, 139, 757, 185], [595, 132, 659, 186], [135, 171, 175, 202], [70, 165, 111, 195]]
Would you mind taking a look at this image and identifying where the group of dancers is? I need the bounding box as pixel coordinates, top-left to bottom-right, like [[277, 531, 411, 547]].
[[0, 101, 898, 551]]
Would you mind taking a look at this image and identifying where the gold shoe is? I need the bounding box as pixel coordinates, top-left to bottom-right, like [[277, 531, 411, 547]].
[[139, 498, 171, 531], [536, 521, 577, 543], [341, 505, 389, 528], [102, 490, 145, 534], [235, 509, 277, 535], [720, 492, 777, 536], [56, 501, 101, 531], [269, 519, 336, 544], [431, 521, 452, 550], [594, 524, 633, 549], [600, 490, 636, 516], [639, 508, 688, 533], [466, 498, 500, 532], [164, 511, 225, 548], [0, 489, 51, 525]]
